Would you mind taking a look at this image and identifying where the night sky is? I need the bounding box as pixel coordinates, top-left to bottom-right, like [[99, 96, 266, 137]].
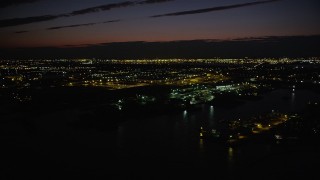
[[0, 0, 320, 58]]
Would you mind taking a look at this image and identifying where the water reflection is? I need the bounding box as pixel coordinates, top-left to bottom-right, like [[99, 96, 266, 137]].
[[291, 92, 296, 110], [183, 110, 188, 121], [228, 147, 235, 168], [209, 106, 214, 127], [199, 139, 204, 153]]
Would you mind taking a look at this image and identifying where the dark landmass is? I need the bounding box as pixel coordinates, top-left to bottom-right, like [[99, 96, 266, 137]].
[[1, 58, 320, 180], [1, 35, 320, 59]]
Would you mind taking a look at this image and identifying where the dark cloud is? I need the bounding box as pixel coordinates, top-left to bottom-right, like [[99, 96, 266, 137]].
[[46, 20, 120, 30], [68, 1, 135, 16], [0, 14, 65, 28], [151, 0, 280, 18], [138, 0, 174, 5], [101, 19, 121, 24], [68, 0, 174, 16], [47, 23, 97, 30], [14, 30, 29, 33], [0, 0, 174, 28], [0, 0, 41, 8]]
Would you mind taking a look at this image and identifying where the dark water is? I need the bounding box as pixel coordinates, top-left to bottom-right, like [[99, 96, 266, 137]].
[[3, 88, 320, 179], [113, 88, 320, 178]]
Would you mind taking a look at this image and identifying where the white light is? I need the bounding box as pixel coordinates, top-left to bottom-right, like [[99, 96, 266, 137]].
[[275, 135, 282, 140]]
